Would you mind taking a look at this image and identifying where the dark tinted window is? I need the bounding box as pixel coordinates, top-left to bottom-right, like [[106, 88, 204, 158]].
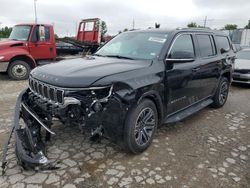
[[197, 34, 215, 58], [169, 34, 194, 59], [216, 36, 231, 52], [45, 27, 50, 41]]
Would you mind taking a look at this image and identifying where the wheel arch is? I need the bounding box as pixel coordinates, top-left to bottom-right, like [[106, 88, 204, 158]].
[[221, 71, 232, 83], [137, 90, 165, 125], [9, 55, 36, 70]]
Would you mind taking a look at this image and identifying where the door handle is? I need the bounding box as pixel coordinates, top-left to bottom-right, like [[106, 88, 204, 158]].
[[192, 67, 200, 72]]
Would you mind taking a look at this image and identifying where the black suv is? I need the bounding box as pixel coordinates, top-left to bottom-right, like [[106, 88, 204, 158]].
[[4, 28, 235, 170]]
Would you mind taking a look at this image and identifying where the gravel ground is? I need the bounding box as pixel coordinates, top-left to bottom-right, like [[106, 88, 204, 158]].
[[0, 72, 250, 188]]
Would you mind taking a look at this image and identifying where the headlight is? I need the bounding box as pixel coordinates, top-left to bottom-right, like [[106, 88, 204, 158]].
[[0, 56, 4, 60]]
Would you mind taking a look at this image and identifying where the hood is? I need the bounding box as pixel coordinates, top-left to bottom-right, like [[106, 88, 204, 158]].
[[31, 56, 152, 88], [235, 59, 250, 70], [0, 39, 25, 50]]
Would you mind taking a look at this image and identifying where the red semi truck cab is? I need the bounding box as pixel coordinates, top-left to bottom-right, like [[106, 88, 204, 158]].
[[0, 18, 107, 80], [0, 23, 56, 80]]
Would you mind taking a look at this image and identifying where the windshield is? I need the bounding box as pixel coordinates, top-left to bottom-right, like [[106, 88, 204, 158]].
[[236, 50, 250, 60], [9, 25, 31, 41], [95, 32, 168, 60]]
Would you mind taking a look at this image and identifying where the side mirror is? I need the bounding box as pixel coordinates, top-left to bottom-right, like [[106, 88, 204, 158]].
[[220, 48, 229, 54], [38, 26, 46, 41]]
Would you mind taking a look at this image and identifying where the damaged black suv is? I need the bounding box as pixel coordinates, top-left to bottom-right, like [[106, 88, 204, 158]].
[[3, 28, 235, 170]]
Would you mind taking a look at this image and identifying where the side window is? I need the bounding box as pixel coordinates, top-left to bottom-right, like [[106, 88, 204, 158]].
[[31, 26, 39, 42], [196, 34, 216, 58], [44, 27, 50, 41], [216, 36, 231, 52], [31, 26, 50, 42], [84, 22, 94, 31], [168, 34, 195, 59]]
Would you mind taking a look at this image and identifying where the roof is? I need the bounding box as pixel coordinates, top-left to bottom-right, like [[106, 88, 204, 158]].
[[129, 28, 227, 36]]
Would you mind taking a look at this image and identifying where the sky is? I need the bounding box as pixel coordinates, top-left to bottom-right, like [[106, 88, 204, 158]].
[[0, 0, 250, 36]]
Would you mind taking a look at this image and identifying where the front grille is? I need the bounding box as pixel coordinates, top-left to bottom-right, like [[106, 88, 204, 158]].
[[29, 78, 64, 103]]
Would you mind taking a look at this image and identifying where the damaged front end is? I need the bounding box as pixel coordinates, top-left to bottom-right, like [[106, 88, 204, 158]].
[[2, 77, 127, 173]]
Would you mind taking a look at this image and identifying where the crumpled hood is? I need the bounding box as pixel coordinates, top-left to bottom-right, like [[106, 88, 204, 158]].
[[0, 40, 25, 50], [31, 56, 152, 88], [235, 59, 250, 70]]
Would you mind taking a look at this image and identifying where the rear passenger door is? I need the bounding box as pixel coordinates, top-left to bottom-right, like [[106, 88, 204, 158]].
[[193, 34, 220, 99], [215, 35, 235, 72]]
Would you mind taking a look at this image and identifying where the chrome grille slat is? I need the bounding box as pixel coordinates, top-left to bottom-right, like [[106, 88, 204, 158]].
[[29, 78, 64, 104]]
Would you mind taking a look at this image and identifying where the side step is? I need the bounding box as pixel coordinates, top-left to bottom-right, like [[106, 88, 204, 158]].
[[165, 98, 213, 124]]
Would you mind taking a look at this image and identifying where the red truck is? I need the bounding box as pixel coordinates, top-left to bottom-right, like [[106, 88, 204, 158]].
[[0, 18, 108, 80]]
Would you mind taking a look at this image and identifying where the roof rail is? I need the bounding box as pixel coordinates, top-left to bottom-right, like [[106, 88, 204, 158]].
[[176, 27, 212, 30]]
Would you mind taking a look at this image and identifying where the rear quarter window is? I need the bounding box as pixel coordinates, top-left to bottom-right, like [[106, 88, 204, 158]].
[[216, 36, 231, 52]]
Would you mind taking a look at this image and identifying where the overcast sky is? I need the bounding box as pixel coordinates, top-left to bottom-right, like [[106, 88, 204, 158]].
[[1, 0, 250, 36]]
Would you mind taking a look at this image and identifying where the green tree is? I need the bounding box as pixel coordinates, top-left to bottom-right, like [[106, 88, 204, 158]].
[[245, 20, 250, 29], [123, 28, 128, 32], [0, 26, 12, 38], [187, 22, 198, 28], [187, 22, 204, 28], [54, 34, 59, 39], [96, 20, 107, 38], [224, 24, 237, 30]]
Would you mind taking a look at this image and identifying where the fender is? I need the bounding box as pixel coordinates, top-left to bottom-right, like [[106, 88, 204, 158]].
[[0, 47, 36, 68]]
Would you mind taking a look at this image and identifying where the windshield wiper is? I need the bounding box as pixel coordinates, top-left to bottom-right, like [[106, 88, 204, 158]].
[[104, 55, 135, 60]]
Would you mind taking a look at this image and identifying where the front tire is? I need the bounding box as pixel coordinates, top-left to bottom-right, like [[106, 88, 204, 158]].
[[123, 99, 158, 154], [8, 60, 31, 80], [211, 77, 229, 108]]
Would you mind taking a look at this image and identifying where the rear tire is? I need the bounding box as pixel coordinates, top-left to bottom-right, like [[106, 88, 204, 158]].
[[8, 60, 31, 80], [123, 99, 158, 154], [211, 77, 229, 108]]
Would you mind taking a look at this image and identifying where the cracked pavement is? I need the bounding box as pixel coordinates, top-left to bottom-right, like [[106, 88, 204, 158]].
[[0, 73, 250, 188]]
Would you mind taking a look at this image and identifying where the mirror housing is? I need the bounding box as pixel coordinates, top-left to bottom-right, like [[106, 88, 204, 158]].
[[38, 25, 45, 41], [220, 48, 228, 54]]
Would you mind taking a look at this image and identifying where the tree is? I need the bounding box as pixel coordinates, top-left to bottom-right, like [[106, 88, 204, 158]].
[[123, 28, 128, 32], [54, 34, 59, 39], [155, 23, 160, 29], [0, 26, 12, 38], [187, 22, 198, 28], [187, 22, 204, 28], [97, 20, 108, 38], [224, 24, 237, 30], [245, 20, 250, 29]]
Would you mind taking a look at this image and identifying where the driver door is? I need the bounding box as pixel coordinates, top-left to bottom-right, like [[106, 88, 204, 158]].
[[29, 25, 56, 60], [165, 34, 202, 115]]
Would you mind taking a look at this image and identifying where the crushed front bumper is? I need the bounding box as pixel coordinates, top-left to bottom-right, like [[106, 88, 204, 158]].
[[1, 86, 128, 174], [1, 89, 54, 174]]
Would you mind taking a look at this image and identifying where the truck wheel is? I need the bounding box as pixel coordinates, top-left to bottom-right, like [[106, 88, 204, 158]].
[[211, 77, 229, 108], [8, 60, 31, 80], [123, 99, 158, 154]]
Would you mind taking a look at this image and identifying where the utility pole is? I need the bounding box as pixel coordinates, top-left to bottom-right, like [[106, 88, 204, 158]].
[[132, 19, 135, 30], [203, 16, 207, 27], [34, 0, 38, 24]]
